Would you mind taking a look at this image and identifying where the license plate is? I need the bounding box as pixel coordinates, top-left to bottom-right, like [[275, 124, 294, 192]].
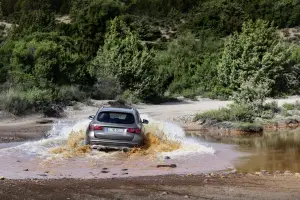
[[106, 128, 124, 133]]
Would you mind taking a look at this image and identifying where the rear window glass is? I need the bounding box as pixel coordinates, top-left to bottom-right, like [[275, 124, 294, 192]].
[[97, 112, 135, 124]]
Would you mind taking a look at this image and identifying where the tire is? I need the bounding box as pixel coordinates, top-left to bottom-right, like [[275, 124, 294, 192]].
[[85, 137, 90, 145]]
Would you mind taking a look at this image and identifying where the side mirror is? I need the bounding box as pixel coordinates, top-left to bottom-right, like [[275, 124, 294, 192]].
[[142, 119, 149, 124], [88, 115, 95, 120]]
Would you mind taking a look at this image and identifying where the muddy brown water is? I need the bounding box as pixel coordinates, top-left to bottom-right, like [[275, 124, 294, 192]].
[[188, 128, 300, 173], [0, 119, 238, 179]]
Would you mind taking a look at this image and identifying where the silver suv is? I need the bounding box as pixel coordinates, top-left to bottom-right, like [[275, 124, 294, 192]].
[[85, 106, 148, 151]]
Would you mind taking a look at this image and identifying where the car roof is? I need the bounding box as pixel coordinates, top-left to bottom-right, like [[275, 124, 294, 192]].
[[99, 107, 136, 114]]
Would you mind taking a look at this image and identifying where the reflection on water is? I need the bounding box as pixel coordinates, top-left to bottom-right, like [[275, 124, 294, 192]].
[[188, 129, 300, 173]]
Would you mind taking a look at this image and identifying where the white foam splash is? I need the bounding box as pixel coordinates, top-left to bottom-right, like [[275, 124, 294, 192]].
[[141, 114, 215, 158], [0, 120, 90, 156]]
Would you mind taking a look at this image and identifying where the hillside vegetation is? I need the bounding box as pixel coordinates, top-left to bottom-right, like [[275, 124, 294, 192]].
[[1, 0, 300, 115]]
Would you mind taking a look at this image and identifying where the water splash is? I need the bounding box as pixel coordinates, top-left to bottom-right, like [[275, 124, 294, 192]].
[[140, 114, 215, 158], [0, 115, 215, 160], [0, 120, 90, 156], [50, 130, 91, 158]]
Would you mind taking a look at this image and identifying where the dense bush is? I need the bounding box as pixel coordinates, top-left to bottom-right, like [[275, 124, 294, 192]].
[[10, 33, 89, 89]]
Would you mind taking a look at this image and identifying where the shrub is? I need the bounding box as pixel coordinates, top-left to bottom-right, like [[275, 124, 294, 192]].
[[282, 103, 295, 111], [56, 85, 87, 104], [263, 101, 280, 113], [231, 77, 271, 109], [119, 90, 141, 105], [0, 88, 53, 115], [194, 103, 255, 123], [234, 123, 263, 133], [281, 101, 300, 111]]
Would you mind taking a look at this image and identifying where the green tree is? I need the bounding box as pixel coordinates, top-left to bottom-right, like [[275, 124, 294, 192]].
[[90, 18, 164, 102], [0, 1, 3, 19], [217, 19, 298, 96], [12, 1, 55, 37], [186, 0, 245, 35], [73, 0, 125, 58], [0, 40, 14, 85], [156, 31, 223, 97]]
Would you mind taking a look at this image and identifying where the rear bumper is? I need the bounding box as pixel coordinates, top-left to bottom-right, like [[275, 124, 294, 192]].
[[89, 139, 142, 149], [86, 130, 143, 150]]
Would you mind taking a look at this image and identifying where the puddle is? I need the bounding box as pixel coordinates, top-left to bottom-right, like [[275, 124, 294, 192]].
[[188, 129, 300, 173], [0, 115, 238, 179], [235, 130, 300, 173]]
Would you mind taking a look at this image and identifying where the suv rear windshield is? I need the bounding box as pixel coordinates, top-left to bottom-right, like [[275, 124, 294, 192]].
[[97, 112, 135, 124]]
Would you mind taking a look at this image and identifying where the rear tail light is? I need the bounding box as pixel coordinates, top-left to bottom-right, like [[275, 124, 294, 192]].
[[89, 124, 103, 131], [127, 128, 141, 134]]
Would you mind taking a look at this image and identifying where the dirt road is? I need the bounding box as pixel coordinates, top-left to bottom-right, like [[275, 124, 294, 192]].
[[1, 174, 300, 200]]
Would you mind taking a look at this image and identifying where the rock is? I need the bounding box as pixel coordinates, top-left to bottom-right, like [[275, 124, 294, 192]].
[[122, 173, 129, 175], [102, 168, 108, 170], [16, 160, 21, 163], [260, 170, 268, 174], [287, 110, 300, 116], [255, 172, 262, 176], [0, 176, 5, 180], [157, 164, 177, 168], [284, 170, 292, 175], [197, 119, 206, 125], [210, 173, 214, 177], [160, 192, 168, 195], [121, 169, 128, 171], [204, 179, 208, 183], [38, 174, 47, 177], [295, 173, 300, 177], [101, 171, 109, 174], [36, 119, 54, 124], [23, 169, 29, 171], [285, 119, 299, 125], [44, 171, 50, 174], [164, 156, 171, 160], [184, 195, 189, 199], [43, 104, 64, 118]]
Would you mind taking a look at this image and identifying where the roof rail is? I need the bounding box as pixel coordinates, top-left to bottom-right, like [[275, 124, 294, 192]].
[[102, 103, 132, 109]]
